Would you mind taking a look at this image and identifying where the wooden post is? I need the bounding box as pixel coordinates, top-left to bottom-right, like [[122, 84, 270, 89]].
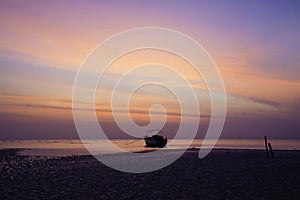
[[264, 136, 269, 158], [268, 143, 274, 158]]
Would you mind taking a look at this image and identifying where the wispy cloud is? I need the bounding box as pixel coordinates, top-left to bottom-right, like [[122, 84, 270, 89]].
[[229, 93, 281, 108], [246, 97, 281, 108]]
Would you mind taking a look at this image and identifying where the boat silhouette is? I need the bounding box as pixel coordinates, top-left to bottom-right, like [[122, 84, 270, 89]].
[[144, 129, 167, 148]]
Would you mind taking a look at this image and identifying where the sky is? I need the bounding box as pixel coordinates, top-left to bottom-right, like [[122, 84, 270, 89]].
[[0, 0, 300, 139]]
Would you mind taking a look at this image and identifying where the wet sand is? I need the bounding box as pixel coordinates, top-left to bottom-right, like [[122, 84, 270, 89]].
[[1, 148, 300, 199]]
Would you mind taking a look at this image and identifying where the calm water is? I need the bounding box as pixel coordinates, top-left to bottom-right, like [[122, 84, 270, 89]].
[[0, 139, 299, 156]]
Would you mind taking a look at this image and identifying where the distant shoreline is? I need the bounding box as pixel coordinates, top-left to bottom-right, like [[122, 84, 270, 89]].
[[1, 138, 300, 158]]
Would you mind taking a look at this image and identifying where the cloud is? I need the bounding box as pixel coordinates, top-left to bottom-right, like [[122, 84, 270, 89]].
[[246, 97, 281, 108], [0, 91, 211, 123]]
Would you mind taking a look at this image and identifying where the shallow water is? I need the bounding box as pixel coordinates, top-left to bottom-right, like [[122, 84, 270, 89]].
[[0, 139, 299, 156]]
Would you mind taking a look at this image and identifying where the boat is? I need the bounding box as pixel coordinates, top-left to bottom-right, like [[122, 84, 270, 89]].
[[144, 129, 167, 148]]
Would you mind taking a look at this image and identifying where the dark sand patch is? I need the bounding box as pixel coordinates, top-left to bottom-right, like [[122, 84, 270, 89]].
[[1, 148, 300, 199]]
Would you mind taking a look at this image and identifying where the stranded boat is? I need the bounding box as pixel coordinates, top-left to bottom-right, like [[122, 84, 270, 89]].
[[144, 129, 167, 148]]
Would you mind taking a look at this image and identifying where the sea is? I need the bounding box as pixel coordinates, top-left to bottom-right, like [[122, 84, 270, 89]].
[[1, 139, 299, 157]]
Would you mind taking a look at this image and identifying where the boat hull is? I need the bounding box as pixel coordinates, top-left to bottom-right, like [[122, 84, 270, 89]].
[[144, 136, 167, 148]]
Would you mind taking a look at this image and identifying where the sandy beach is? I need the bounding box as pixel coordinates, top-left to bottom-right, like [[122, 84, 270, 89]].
[[1, 148, 300, 199]]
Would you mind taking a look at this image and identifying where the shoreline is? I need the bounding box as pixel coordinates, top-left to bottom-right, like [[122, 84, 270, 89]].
[[1, 147, 300, 158], [1, 148, 300, 199]]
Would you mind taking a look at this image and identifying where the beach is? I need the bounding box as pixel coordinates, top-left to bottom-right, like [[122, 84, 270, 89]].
[[1, 148, 300, 199]]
